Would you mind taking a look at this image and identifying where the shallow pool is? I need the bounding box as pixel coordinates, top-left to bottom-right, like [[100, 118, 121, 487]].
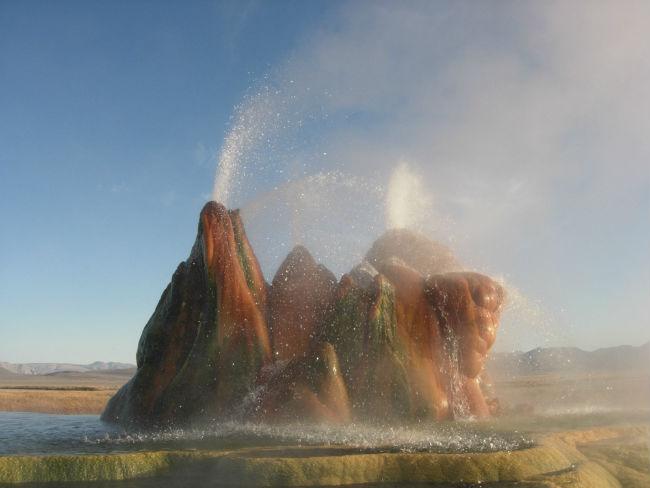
[[0, 412, 535, 456]]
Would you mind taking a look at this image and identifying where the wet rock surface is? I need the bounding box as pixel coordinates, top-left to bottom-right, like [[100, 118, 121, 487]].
[[268, 245, 337, 362], [103, 202, 505, 427], [102, 203, 271, 428]]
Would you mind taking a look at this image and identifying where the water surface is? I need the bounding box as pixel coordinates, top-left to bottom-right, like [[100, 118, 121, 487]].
[[0, 412, 533, 456]]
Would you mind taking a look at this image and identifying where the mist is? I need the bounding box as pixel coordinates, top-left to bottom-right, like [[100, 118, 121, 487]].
[[211, 0, 650, 353]]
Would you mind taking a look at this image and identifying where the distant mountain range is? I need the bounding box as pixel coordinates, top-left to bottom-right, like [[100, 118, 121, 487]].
[[487, 342, 650, 379], [0, 361, 135, 376], [1, 343, 647, 379]]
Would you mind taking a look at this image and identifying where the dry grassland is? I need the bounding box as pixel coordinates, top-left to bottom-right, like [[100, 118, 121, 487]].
[[0, 388, 115, 414]]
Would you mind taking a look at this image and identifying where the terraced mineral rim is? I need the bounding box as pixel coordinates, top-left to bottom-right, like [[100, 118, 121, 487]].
[[0, 440, 560, 485], [0, 427, 644, 486]]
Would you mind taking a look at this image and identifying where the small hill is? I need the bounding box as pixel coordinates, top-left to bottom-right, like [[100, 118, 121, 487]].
[[0, 367, 18, 378], [488, 342, 650, 379], [0, 361, 134, 376]]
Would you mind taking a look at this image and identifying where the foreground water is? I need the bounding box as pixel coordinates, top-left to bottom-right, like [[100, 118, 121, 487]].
[[0, 412, 538, 456], [0, 410, 648, 487], [3, 408, 649, 457]]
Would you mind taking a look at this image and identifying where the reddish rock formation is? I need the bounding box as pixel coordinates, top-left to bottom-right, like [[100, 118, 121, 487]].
[[366, 229, 461, 276], [364, 231, 505, 419], [103, 204, 505, 428], [102, 202, 271, 427], [268, 246, 337, 361], [425, 272, 504, 418]]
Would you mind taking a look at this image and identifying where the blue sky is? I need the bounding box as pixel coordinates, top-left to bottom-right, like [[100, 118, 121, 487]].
[[1, 1, 649, 363], [0, 0, 339, 363]]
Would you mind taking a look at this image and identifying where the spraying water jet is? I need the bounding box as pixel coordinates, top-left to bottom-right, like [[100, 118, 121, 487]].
[[385, 161, 433, 231]]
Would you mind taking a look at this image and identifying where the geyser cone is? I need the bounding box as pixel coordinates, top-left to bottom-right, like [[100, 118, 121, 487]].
[[103, 202, 505, 427], [366, 228, 461, 276], [102, 202, 271, 427], [228, 208, 269, 310], [269, 245, 337, 361], [356, 231, 504, 420]]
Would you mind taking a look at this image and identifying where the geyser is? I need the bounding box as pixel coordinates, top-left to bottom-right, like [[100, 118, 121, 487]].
[[385, 161, 433, 231], [102, 201, 505, 428]]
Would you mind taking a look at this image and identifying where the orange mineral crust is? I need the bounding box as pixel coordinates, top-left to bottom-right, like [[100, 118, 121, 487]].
[[425, 272, 505, 418], [379, 261, 450, 420]]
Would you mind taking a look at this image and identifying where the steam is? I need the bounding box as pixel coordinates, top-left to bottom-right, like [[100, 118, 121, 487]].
[[239, 171, 385, 276], [493, 276, 569, 352], [212, 87, 282, 205], [211, 120, 240, 205], [386, 161, 432, 231], [210, 0, 650, 351]]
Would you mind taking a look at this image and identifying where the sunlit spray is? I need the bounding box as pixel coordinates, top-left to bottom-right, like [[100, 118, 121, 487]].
[[385, 161, 433, 231], [212, 87, 282, 206]]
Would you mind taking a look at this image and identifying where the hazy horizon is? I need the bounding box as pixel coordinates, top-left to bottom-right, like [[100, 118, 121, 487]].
[[2, 339, 650, 368]]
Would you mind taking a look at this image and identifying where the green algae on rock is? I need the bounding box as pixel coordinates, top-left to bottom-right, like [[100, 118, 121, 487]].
[[321, 269, 411, 419]]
